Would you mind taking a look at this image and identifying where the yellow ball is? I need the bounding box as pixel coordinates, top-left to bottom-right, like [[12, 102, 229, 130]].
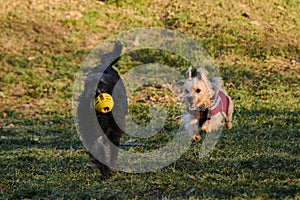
[[94, 93, 114, 113]]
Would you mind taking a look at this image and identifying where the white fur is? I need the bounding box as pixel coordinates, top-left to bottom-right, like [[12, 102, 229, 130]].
[[183, 67, 234, 142]]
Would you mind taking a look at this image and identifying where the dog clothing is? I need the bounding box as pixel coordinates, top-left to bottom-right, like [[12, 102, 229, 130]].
[[188, 86, 231, 126]]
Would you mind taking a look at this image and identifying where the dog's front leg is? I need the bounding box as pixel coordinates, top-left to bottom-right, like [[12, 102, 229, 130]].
[[201, 120, 211, 133], [184, 113, 201, 143], [109, 145, 118, 168], [226, 101, 234, 129], [91, 136, 111, 177], [202, 113, 225, 133], [107, 130, 122, 169]]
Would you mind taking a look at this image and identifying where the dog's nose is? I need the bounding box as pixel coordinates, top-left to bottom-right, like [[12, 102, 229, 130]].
[[187, 96, 193, 103]]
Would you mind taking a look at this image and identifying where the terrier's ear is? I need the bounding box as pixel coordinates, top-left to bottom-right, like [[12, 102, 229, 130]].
[[197, 67, 209, 83], [186, 66, 193, 80]]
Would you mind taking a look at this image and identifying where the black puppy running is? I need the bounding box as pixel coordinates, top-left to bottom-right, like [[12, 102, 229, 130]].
[[77, 41, 127, 177]]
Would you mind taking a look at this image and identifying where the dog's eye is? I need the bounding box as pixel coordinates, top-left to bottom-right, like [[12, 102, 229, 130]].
[[195, 88, 201, 93]]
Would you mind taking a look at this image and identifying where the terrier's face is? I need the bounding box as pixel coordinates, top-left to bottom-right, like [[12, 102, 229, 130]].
[[184, 67, 214, 109], [184, 77, 212, 109]]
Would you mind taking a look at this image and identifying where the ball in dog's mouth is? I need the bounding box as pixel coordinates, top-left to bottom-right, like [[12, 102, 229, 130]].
[[94, 93, 114, 113]]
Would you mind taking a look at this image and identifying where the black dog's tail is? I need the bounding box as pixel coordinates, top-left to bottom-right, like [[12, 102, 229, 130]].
[[100, 41, 123, 72]]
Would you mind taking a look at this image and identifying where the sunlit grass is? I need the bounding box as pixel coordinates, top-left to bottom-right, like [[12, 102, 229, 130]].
[[0, 0, 299, 199]]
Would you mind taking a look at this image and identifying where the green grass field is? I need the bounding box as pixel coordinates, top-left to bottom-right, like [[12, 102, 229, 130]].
[[0, 0, 299, 199]]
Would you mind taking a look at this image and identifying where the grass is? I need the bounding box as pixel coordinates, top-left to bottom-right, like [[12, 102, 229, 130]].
[[0, 0, 299, 199]]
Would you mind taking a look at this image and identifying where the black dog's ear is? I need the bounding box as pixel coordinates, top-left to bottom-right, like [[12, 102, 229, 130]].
[[98, 73, 114, 85], [85, 73, 103, 89]]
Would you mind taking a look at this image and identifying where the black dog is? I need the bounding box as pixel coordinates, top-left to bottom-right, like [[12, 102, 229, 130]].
[[77, 41, 127, 177]]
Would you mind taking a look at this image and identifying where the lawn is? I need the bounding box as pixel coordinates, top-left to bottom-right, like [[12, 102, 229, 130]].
[[0, 0, 299, 199]]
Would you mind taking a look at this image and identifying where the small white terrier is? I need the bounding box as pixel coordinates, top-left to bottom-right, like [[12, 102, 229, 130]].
[[183, 67, 234, 142]]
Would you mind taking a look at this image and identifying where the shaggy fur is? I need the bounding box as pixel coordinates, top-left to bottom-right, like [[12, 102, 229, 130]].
[[183, 67, 234, 142], [77, 41, 127, 177]]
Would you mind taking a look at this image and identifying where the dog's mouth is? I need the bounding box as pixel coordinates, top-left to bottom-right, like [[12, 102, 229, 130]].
[[189, 101, 208, 110], [186, 96, 206, 110], [188, 102, 198, 110]]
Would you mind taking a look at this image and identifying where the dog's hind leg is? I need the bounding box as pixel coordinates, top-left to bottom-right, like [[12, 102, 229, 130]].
[[226, 101, 234, 129], [106, 128, 123, 169], [109, 137, 121, 168], [90, 136, 111, 177]]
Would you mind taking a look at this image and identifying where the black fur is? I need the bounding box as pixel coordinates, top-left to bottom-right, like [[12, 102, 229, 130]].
[[77, 41, 127, 177]]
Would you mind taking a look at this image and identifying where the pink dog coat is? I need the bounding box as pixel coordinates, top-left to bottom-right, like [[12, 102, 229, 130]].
[[188, 86, 231, 126]]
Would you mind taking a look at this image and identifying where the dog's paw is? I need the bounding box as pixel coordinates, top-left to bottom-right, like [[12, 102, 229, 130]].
[[201, 120, 211, 133], [99, 164, 112, 177], [201, 124, 210, 133], [192, 133, 201, 143], [226, 121, 233, 129]]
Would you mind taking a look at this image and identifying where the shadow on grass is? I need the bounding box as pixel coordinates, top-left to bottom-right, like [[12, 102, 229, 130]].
[[0, 106, 299, 199], [0, 114, 81, 151], [1, 106, 298, 149], [189, 155, 298, 199]]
